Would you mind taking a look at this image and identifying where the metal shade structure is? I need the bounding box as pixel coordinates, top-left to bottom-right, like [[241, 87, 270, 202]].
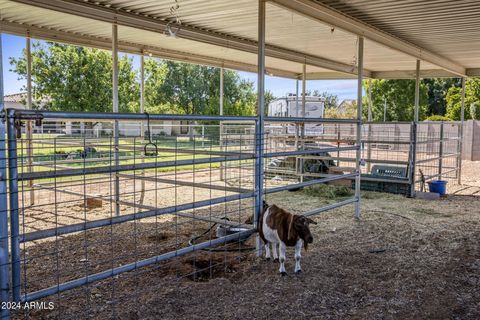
[[0, 0, 477, 317], [1, 0, 479, 79]]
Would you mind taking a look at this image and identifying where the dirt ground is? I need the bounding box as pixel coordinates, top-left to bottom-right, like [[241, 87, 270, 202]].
[[11, 161, 480, 319], [449, 160, 480, 195]]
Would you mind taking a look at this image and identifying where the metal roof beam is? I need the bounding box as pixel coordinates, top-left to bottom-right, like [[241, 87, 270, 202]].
[[466, 69, 480, 77], [370, 69, 459, 79], [10, 0, 371, 77], [0, 20, 299, 79], [304, 72, 357, 80], [306, 68, 476, 80], [269, 0, 467, 77]]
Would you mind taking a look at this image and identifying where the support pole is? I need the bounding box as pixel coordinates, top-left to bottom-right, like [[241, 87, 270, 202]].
[[414, 59, 421, 122], [112, 24, 120, 216], [140, 54, 145, 135], [409, 121, 418, 197], [26, 35, 34, 206], [7, 112, 20, 303], [0, 33, 12, 319], [294, 79, 299, 149], [355, 36, 364, 219], [295, 79, 299, 117], [367, 79, 373, 172], [367, 79, 373, 121], [220, 67, 224, 116], [439, 121, 444, 180], [219, 67, 225, 181], [302, 63, 306, 118], [383, 97, 387, 122], [139, 53, 146, 205], [458, 77, 466, 184], [254, 0, 266, 256], [299, 63, 306, 182]]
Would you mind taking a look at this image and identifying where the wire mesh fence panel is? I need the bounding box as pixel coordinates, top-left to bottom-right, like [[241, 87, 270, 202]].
[[221, 121, 413, 194], [10, 114, 258, 318], [415, 122, 462, 193], [0, 112, 10, 320], [221, 120, 464, 196]]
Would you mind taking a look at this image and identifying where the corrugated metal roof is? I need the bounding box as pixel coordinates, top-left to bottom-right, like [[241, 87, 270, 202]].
[[318, 0, 480, 68], [1, 0, 479, 78], [91, 0, 431, 71]]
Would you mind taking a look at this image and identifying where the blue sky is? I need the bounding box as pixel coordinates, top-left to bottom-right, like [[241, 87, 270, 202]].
[[2, 34, 357, 101]]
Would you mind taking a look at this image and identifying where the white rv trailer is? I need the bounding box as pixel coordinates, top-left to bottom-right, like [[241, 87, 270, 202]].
[[268, 95, 325, 136]]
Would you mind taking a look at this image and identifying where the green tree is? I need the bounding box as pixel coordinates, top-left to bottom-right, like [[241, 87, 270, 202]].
[[425, 114, 451, 121], [306, 90, 338, 109], [11, 43, 267, 120], [423, 78, 461, 116], [145, 60, 258, 117], [471, 101, 480, 120], [325, 100, 356, 119], [445, 87, 463, 120], [445, 78, 480, 120], [363, 79, 428, 121], [10, 42, 139, 112]]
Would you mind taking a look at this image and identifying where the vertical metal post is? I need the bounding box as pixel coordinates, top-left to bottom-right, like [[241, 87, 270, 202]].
[[367, 79, 373, 121], [7, 111, 20, 303], [139, 53, 146, 205], [254, 0, 266, 256], [414, 59, 421, 122], [367, 79, 373, 172], [295, 79, 299, 116], [112, 24, 120, 216], [383, 97, 387, 122], [438, 121, 444, 179], [219, 67, 225, 181], [140, 54, 145, 134], [301, 64, 306, 117], [458, 77, 465, 184], [26, 35, 34, 206], [355, 36, 364, 219], [220, 67, 224, 116], [0, 33, 12, 319], [294, 79, 299, 149], [299, 64, 306, 182], [409, 122, 418, 197]]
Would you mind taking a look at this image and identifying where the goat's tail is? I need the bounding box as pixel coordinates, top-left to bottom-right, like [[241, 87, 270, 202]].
[[244, 201, 269, 225], [262, 200, 269, 212]]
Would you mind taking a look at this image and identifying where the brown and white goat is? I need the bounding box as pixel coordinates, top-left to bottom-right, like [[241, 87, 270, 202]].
[[259, 203, 317, 275]]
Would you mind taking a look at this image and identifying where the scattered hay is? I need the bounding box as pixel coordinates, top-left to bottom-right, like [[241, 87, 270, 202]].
[[304, 184, 353, 199]]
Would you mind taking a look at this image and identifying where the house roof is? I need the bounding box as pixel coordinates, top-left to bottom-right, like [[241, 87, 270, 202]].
[[4, 92, 51, 107], [4, 92, 26, 104]]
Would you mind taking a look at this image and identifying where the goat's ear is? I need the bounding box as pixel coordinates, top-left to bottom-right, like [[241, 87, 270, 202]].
[[306, 217, 317, 225]]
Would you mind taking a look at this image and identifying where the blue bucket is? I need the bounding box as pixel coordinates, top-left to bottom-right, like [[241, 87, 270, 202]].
[[428, 180, 448, 195]]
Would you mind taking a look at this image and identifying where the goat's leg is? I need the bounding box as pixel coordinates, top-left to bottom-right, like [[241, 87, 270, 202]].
[[279, 241, 287, 275], [264, 242, 271, 260], [294, 239, 303, 273], [272, 242, 279, 262]]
